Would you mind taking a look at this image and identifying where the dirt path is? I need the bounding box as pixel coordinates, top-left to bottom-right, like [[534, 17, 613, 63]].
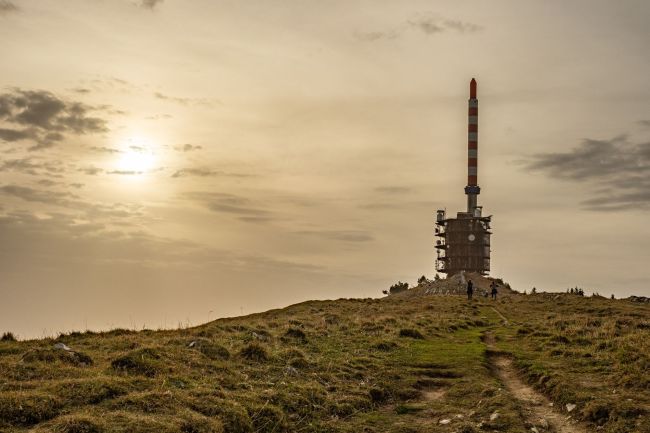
[[490, 306, 510, 325], [484, 332, 585, 433]]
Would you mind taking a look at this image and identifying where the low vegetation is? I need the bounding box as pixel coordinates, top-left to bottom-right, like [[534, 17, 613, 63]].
[[0, 278, 647, 432]]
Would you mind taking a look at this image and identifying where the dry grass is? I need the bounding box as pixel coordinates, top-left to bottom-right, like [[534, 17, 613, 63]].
[[0, 281, 648, 432]]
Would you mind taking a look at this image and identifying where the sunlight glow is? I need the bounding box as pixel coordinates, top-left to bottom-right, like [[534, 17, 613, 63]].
[[115, 137, 156, 176]]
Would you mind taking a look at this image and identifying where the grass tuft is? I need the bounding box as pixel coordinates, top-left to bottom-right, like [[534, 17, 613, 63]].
[[111, 347, 163, 377], [398, 329, 425, 339], [239, 343, 269, 362]]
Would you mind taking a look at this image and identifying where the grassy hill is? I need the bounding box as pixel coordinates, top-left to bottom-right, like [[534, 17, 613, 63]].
[[0, 277, 648, 433]]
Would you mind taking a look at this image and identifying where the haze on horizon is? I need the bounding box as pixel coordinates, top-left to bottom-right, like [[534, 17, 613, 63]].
[[1, 0, 649, 339]]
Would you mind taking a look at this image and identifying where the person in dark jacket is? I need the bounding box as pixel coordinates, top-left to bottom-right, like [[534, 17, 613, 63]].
[[490, 281, 498, 300], [467, 279, 474, 300]]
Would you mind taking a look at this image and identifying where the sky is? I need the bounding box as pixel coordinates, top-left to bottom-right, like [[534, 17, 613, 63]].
[[1, 0, 649, 338]]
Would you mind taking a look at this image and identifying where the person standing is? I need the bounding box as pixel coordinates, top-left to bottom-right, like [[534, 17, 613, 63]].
[[467, 279, 474, 300], [490, 281, 498, 300]]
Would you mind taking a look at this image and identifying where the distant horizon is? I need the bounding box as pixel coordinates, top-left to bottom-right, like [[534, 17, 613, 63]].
[[1, 0, 649, 339], [5, 278, 643, 341]]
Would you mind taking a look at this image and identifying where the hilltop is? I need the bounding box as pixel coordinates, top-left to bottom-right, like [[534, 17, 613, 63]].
[[0, 278, 648, 433]]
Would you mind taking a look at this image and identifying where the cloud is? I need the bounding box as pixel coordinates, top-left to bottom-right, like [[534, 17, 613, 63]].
[[107, 170, 143, 176], [171, 168, 251, 178], [183, 191, 270, 217], [375, 186, 413, 194], [524, 135, 650, 211], [0, 89, 108, 150], [409, 17, 482, 35], [354, 30, 401, 42], [295, 229, 374, 243], [0, 183, 147, 225], [140, 0, 163, 10], [0, 184, 79, 207], [638, 120, 650, 128], [0, 158, 66, 176], [154, 92, 213, 106], [90, 146, 120, 153], [0, 1, 18, 15], [174, 143, 202, 152], [79, 167, 103, 175], [356, 14, 482, 41]]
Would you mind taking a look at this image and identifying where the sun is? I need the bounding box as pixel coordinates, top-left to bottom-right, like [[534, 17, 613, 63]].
[[115, 137, 156, 175]]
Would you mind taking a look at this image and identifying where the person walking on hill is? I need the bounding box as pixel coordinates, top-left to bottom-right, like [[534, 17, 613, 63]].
[[490, 281, 498, 300], [467, 279, 474, 300]]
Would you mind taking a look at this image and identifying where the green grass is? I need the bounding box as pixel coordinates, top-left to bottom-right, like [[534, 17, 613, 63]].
[[0, 286, 648, 432]]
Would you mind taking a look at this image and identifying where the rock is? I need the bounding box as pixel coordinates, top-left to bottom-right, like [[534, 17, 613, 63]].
[[284, 366, 299, 376], [252, 332, 268, 341], [188, 340, 197, 348], [539, 418, 549, 429], [531, 428, 539, 433], [439, 419, 451, 425], [455, 414, 464, 419], [566, 403, 576, 412], [490, 411, 499, 421], [54, 343, 71, 351]]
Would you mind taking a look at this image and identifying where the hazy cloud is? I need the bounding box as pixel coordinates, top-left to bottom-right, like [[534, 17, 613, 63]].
[[174, 143, 202, 152], [79, 167, 103, 175], [0, 184, 78, 207], [140, 0, 163, 10], [0, 127, 37, 142], [638, 120, 650, 128], [375, 186, 413, 194], [154, 92, 213, 106], [0, 1, 18, 15], [91, 146, 120, 153], [525, 135, 650, 210], [184, 191, 270, 217], [296, 229, 374, 243], [107, 170, 143, 176], [171, 168, 251, 178], [0, 158, 66, 176], [409, 17, 482, 35], [356, 14, 482, 41], [0, 89, 108, 150]]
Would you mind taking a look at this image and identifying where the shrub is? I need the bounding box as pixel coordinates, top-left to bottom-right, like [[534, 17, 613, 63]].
[[398, 329, 424, 339], [239, 343, 269, 362], [1, 332, 17, 341], [111, 348, 162, 377], [389, 282, 409, 295]]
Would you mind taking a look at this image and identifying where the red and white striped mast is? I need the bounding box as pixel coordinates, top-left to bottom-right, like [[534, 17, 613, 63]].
[[465, 78, 480, 214]]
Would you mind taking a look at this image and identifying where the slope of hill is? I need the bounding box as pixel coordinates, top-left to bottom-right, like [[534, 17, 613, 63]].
[[0, 280, 648, 433]]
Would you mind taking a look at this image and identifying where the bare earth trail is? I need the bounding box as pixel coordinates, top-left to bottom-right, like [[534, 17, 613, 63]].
[[484, 329, 585, 433]]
